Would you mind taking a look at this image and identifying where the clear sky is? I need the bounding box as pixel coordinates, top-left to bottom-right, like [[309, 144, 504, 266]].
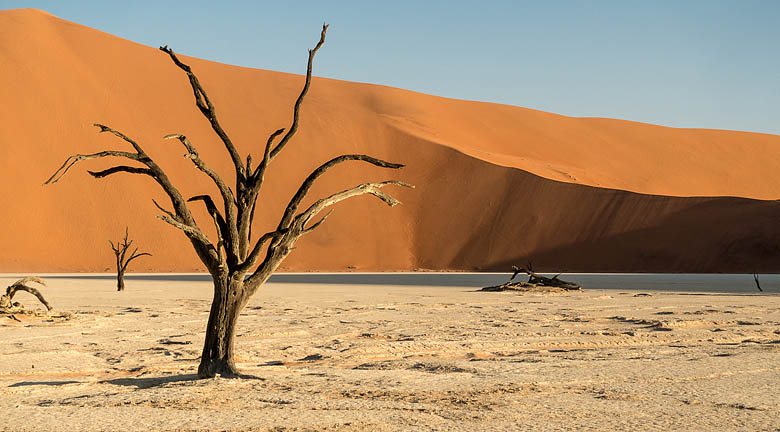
[[3, 0, 779, 135]]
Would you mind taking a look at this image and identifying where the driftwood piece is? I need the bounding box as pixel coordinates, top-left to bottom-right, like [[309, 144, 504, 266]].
[[482, 265, 582, 292], [0, 277, 52, 311]]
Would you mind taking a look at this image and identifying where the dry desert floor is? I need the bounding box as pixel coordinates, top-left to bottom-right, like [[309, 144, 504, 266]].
[[1, 275, 779, 431]]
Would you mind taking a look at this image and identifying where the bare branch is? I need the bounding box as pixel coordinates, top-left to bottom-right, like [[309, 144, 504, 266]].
[[152, 199, 177, 220], [242, 22, 328, 249], [88, 165, 154, 179], [244, 178, 406, 288], [163, 134, 235, 205], [247, 199, 258, 244], [254, 127, 286, 181], [303, 209, 333, 233], [242, 180, 416, 284], [268, 24, 329, 161], [237, 229, 288, 273], [164, 134, 238, 258], [130, 251, 152, 260], [188, 195, 227, 229], [188, 195, 228, 264], [45, 125, 201, 242], [2, 277, 52, 311], [124, 250, 152, 270], [295, 180, 413, 229], [278, 154, 404, 229], [94, 123, 146, 155], [159, 47, 244, 178], [44, 151, 140, 184], [9, 277, 46, 287], [156, 214, 214, 250], [119, 227, 132, 265]]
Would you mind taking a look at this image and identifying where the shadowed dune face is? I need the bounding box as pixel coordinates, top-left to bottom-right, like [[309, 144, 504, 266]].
[[2, 8, 780, 273]]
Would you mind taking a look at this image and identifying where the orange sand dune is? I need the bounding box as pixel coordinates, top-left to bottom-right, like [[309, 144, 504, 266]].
[[2, 8, 780, 273]]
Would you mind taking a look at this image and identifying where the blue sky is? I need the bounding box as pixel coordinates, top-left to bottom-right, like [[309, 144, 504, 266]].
[[3, 0, 779, 134]]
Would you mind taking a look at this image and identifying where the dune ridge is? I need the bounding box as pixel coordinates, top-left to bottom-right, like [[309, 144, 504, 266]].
[[2, 8, 780, 273]]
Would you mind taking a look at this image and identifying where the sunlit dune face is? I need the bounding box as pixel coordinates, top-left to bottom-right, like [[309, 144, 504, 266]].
[[2, 8, 780, 273]]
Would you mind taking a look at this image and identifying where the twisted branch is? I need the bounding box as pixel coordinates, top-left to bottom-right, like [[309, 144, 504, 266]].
[[245, 180, 412, 286], [189, 195, 228, 264], [88, 166, 154, 179], [45, 124, 217, 267], [152, 199, 178, 220], [253, 127, 286, 184], [302, 209, 333, 234], [1, 277, 52, 311], [44, 150, 140, 184], [163, 134, 239, 259], [295, 181, 413, 228], [268, 24, 329, 162], [157, 214, 213, 248], [237, 229, 289, 273], [278, 154, 404, 229], [159, 47, 244, 179], [125, 248, 152, 269], [111, 228, 152, 272], [94, 123, 146, 155]]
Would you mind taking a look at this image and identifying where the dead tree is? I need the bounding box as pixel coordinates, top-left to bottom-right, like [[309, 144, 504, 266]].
[[482, 265, 582, 292], [45, 24, 411, 378], [753, 273, 763, 292], [110, 227, 151, 291], [0, 277, 52, 312]]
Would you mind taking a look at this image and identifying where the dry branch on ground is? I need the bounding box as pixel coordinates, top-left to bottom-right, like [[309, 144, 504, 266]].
[[0, 277, 52, 313], [482, 265, 582, 292]]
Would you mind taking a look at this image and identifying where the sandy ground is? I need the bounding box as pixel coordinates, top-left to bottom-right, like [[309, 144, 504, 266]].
[[1, 275, 779, 431]]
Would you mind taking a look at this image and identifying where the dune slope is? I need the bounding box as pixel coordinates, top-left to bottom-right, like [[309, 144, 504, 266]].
[[2, 8, 780, 272]]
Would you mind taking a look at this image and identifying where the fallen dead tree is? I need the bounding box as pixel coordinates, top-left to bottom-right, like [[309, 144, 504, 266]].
[[0, 277, 53, 312], [482, 265, 582, 292]]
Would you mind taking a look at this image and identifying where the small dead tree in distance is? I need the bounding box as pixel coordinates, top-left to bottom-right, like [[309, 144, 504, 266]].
[[45, 24, 412, 378], [110, 227, 151, 291]]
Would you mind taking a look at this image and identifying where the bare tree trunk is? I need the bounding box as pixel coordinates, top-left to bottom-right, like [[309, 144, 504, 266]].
[[117, 270, 125, 292], [198, 276, 247, 378]]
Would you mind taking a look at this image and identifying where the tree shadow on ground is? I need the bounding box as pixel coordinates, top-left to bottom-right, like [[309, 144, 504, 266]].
[[9, 380, 81, 387], [101, 374, 200, 389], [102, 372, 264, 388]]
